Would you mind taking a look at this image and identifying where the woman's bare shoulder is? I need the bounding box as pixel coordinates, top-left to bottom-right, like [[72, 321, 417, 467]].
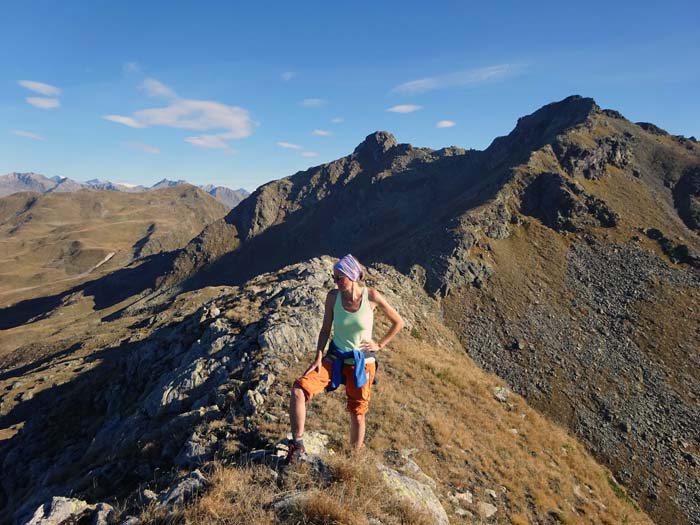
[[367, 287, 382, 303]]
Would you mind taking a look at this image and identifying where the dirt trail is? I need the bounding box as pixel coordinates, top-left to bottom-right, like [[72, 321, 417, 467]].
[[0, 252, 116, 297]]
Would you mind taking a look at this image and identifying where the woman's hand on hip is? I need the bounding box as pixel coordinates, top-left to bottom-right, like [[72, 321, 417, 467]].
[[304, 357, 323, 376], [360, 339, 381, 351]]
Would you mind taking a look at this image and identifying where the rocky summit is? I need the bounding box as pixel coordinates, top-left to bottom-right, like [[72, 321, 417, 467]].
[[0, 95, 698, 524]]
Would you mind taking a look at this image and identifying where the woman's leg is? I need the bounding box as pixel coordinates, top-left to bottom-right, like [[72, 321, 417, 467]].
[[345, 362, 375, 450], [290, 385, 306, 439], [290, 360, 333, 441], [349, 413, 366, 450]]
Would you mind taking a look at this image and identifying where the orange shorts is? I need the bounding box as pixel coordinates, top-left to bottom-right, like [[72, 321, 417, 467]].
[[294, 358, 376, 415]]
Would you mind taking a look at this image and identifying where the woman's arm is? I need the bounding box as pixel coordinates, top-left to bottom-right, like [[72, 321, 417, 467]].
[[304, 290, 335, 375], [361, 288, 404, 351]]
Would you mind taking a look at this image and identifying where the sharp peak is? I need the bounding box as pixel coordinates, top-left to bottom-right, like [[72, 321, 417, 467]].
[[518, 95, 599, 126], [154, 177, 186, 183], [352, 131, 399, 161], [485, 95, 602, 156]]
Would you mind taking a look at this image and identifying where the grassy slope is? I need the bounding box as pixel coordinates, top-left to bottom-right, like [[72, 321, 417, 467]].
[[0, 186, 228, 305]]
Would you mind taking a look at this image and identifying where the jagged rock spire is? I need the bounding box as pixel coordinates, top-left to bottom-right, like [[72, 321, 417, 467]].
[[352, 131, 398, 163]]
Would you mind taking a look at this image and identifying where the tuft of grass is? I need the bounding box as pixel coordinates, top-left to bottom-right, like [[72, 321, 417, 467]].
[[182, 463, 276, 524], [283, 490, 363, 525], [607, 476, 641, 512], [510, 514, 529, 525], [607, 476, 626, 500], [140, 451, 436, 525]]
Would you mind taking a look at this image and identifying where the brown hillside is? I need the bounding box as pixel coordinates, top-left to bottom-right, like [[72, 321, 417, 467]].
[[0, 185, 228, 308]]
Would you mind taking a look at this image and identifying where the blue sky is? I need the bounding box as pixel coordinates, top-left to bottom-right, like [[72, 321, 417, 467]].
[[2, 1, 698, 192]]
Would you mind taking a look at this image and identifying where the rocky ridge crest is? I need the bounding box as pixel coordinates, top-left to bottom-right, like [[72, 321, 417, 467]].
[[1, 257, 651, 524]]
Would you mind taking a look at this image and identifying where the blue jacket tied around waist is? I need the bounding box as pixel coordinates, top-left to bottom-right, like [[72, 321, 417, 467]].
[[327, 340, 367, 391]]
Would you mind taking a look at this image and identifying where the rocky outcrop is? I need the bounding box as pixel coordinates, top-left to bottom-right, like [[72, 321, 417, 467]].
[[521, 172, 618, 232], [378, 465, 448, 524], [351, 130, 398, 163], [273, 434, 450, 525], [155, 470, 208, 510], [644, 227, 700, 267], [24, 497, 115, 525], [673, 166, 700, 232], [225, 130, 421, 243], [637, 122, 670, 136], [484, 95, 599, 169], [554, 136, 632, 180]]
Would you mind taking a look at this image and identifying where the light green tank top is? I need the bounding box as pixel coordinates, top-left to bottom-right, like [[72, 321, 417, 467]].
[[333, 287, 374, 351]]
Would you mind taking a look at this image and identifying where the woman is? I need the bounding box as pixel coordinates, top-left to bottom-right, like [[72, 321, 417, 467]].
[[287, 254, 404, 463]]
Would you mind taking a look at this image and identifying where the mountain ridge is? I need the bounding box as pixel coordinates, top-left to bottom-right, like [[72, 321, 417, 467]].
[[0, 173, 249, 209], [162, 95, 648, 294]]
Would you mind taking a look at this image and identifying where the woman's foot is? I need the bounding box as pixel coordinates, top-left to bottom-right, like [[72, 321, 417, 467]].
[[285, 439, 306, 464]]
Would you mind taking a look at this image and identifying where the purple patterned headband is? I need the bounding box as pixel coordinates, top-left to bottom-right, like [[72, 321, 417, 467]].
[[334, 254, 363, 282]]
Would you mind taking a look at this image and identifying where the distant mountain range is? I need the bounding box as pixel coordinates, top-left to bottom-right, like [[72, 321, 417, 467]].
[[0, 172, 249, 209]]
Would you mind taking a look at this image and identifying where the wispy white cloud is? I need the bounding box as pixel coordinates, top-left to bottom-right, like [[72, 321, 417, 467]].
[[185, 135, 232, 150], [26, 97, 60, 109], [103, 115, 147, 128], [392, 64, 522, 95], [282, 71, 296, 82], [12, 130, 45, 141], [277, 141, 302, 149], [134, 100, 253, 137], [386, 104, 422, 114], [436, 120, 456, 128], [300, 98, 327, 107], [141, 78, 177, 98], [18, 80, 61, 96], [331, 117, 344, 123], [312, 129, 332, 136], [103, 79, 255, 150], [127, 142, 160, 154], [301, 151, 319, 158], [123, 62, 142, 73]]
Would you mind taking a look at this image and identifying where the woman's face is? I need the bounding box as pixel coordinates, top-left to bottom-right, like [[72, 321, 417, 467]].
[[333, 271, 353, 292]]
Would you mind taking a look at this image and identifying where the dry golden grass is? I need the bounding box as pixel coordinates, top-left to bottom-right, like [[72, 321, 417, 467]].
[[139, 451, 435, 525], [182, 463, 277, 524]]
